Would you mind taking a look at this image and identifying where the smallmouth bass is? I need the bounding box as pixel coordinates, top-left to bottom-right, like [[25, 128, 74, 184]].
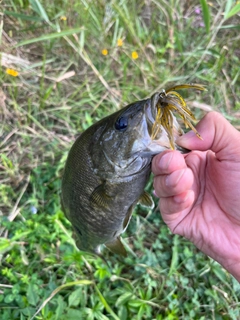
[[61, 84, 205, 257]]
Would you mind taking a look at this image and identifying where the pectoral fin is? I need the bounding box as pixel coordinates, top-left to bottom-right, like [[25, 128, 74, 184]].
[[138, 191, 154, 209], [105, 237, 127, 257], [90, 184, 111, 209], [122, 205, 134, 231]]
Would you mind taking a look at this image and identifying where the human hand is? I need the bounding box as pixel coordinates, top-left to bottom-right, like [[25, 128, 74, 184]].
[[152, 112, 240, 281]]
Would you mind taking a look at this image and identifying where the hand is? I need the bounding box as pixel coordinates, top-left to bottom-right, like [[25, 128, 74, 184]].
[[152, 111, 240, 281]]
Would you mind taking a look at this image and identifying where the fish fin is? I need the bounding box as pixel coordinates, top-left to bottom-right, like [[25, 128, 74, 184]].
[[138, 191, 154, 209], [90, 184, 111, 209], [122, 205, 134, 231], [105, 237, 127, 257], [73, 231, 110, 265]]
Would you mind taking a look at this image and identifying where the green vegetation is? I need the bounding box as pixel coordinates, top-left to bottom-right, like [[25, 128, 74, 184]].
[[1, 0, 240, 319]]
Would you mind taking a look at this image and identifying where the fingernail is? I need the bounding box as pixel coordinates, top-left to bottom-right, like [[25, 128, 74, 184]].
[[166, 169, 185, 187], [159, 152, 173, 170], [176, 131, 197, 145]]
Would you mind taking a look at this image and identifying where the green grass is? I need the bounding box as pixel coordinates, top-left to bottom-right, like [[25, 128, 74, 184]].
[[1, 0, 240, 319]]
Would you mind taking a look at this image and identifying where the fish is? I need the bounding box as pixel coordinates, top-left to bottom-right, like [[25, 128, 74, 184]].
[[61, 84, 205, 257]]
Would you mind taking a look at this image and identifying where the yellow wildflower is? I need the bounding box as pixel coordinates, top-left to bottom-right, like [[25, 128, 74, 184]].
[[60, 16, 67, 21], [101, 49, 108, 56], [117, 39, 123, 47], [131, 51, 138, 60], [6, 68, 19, 77]]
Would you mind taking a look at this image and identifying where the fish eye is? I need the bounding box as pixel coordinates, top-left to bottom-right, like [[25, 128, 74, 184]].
[[115, 116, 128, 131]]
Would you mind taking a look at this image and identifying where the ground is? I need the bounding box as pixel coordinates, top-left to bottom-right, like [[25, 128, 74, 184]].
[[0, 1, 240, 319]]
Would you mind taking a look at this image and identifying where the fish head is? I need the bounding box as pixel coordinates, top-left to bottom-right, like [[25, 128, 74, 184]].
[[90, 94, 185, 179]]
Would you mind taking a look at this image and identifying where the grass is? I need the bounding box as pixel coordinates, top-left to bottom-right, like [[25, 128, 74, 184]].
[[0, 0, 240, 319]]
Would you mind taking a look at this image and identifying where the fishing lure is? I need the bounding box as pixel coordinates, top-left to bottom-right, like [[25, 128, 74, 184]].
[[151, 84, 206, 148]]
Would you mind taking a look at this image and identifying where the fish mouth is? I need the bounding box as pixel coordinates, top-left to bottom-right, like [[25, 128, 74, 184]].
[[142, 92, 175, 154], [144, 91, 171, 143], [144, 92, 161, 135], [145, 85, 205, 149], [145, 92, 161, 124]]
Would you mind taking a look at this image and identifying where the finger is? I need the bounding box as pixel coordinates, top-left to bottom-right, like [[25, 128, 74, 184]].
[[176, 111, 240, 161], [153, 167, 194, 197], [152, 150, 187, 176], [159, 190, 195, 219]]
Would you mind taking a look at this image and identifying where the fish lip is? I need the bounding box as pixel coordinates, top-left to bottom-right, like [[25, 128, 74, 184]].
[[145, 91, 164, 123], [144, 92, 162, 134], [150, 92, 160, 121], [145, 93, 159, 126]]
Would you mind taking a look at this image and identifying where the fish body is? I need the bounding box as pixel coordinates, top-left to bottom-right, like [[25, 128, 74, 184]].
[[61, 86, 204, 256]]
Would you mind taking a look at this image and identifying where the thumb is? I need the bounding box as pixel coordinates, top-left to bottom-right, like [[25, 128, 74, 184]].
[[176, 111, 240, 161]]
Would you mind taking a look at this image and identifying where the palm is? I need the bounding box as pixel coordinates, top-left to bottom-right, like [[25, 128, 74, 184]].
[[172, 150, 240, 267], [153, 112, 240, 280]]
